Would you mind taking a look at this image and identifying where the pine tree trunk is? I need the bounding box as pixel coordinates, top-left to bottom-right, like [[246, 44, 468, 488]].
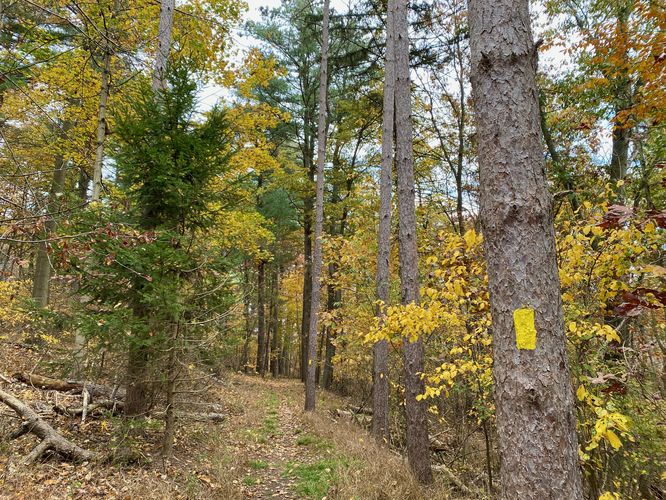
[[256, 259, 266, 375], [372, 0, 395, 446], [152, 0, 175, 92], [305, 0, 330, 411], [468, 1, 583, 497], [394, 0, 432, 484]]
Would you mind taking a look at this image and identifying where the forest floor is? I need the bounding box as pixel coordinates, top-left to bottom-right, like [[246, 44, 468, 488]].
[[0, 343, 460, 499]]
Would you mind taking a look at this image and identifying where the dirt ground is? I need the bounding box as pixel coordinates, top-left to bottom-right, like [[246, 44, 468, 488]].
[[0, 343, 462, 499]]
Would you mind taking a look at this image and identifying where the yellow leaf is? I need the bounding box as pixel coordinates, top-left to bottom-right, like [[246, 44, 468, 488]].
[[577, 385, 587, 401], [605, 430, 622, 450]]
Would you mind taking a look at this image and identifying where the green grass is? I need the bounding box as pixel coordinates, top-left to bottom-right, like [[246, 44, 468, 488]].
[[243, 475, 258, 486], [295, 433, 333, 451], [249, 459, 269, 470], [244, 392, 281, 444], [283, 458, 349, 499]]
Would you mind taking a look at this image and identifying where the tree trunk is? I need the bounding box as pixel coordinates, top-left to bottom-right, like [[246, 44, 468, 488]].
[[394, 0, 432, 484], [241, 259, 253, 373], [32, 152, 66, 307], [372, 0, 395, 447], [256, 259, 266, 375], [124, 340, 150, 417], [300, 193, 313, 382], [305, 0, 330, 412], [152, 0, 175, 92], [321, 263, 337, 389], [468, 1, 583, 498], [270, 271, 280, 377], [91, 49, 110, 202]]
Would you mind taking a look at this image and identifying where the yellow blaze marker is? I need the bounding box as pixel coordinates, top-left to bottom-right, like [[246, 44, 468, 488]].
[[514, 307, 537, 350]]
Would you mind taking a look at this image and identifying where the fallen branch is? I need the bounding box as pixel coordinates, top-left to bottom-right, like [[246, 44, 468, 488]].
[[13, 372, 125, 400], [432, 464, 480, 497], [0, 388, 96, 464], [53, 399, 124, 417]]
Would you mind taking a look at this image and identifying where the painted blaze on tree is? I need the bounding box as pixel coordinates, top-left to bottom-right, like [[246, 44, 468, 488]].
[[468, 0, 583, 498]]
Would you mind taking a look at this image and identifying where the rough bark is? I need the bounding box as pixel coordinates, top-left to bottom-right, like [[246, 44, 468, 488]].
[[372, 0, 395, 446], [32, 152, 66, 307], [394, 0, 432, 483], [152, 0, 175, 92], [468, 1, 583, 497], [305, 0, 330, 412], [256, 259, 266, 375], [0, 388, 96, 464]]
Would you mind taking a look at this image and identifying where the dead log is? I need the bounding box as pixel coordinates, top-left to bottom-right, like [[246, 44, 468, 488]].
[[53, 399, 124, 417], [181, 412, 226, 422], [0, 388, 96, 464], [13, 372, 125, 400]]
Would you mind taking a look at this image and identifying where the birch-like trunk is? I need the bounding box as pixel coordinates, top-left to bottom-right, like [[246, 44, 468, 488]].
[[305, 0, 330, 412], [372, 0, 395, 446], [152, 0, 175, 92], [394, 0, 432, 484], [91, 50, 110, 202], [468, 1, 583, 497]]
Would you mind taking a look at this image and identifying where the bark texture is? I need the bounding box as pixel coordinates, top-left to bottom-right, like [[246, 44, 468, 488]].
[[394, 0, 432, 484], [468, 1, 583, 497], [372, 0, 395, 446], [305, 0, 330, 411]]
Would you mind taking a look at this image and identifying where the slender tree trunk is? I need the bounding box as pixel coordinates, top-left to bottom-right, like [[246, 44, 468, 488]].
[[609, 4, 632, 188], [468, 1, 583, 497], [372, 0, 395, 446], [256, 259, 266, 375], [321, 262, 337, 389], [241, 260, 253, 373], [161, 321, 180, 459], [152, 0, 175, 92], [300, 192, 313, 382], [305, 0, 330, 411], [32, 153, 66, 307], [270, 270, 279, 377], [264, 274, 272, 376], [394, 0, 432, 483], [91, 49, 110, 202]]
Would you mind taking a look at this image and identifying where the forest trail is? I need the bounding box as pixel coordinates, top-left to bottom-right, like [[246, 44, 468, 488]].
[[220, 375, 339, 499], [1, 359, 448, 499]]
